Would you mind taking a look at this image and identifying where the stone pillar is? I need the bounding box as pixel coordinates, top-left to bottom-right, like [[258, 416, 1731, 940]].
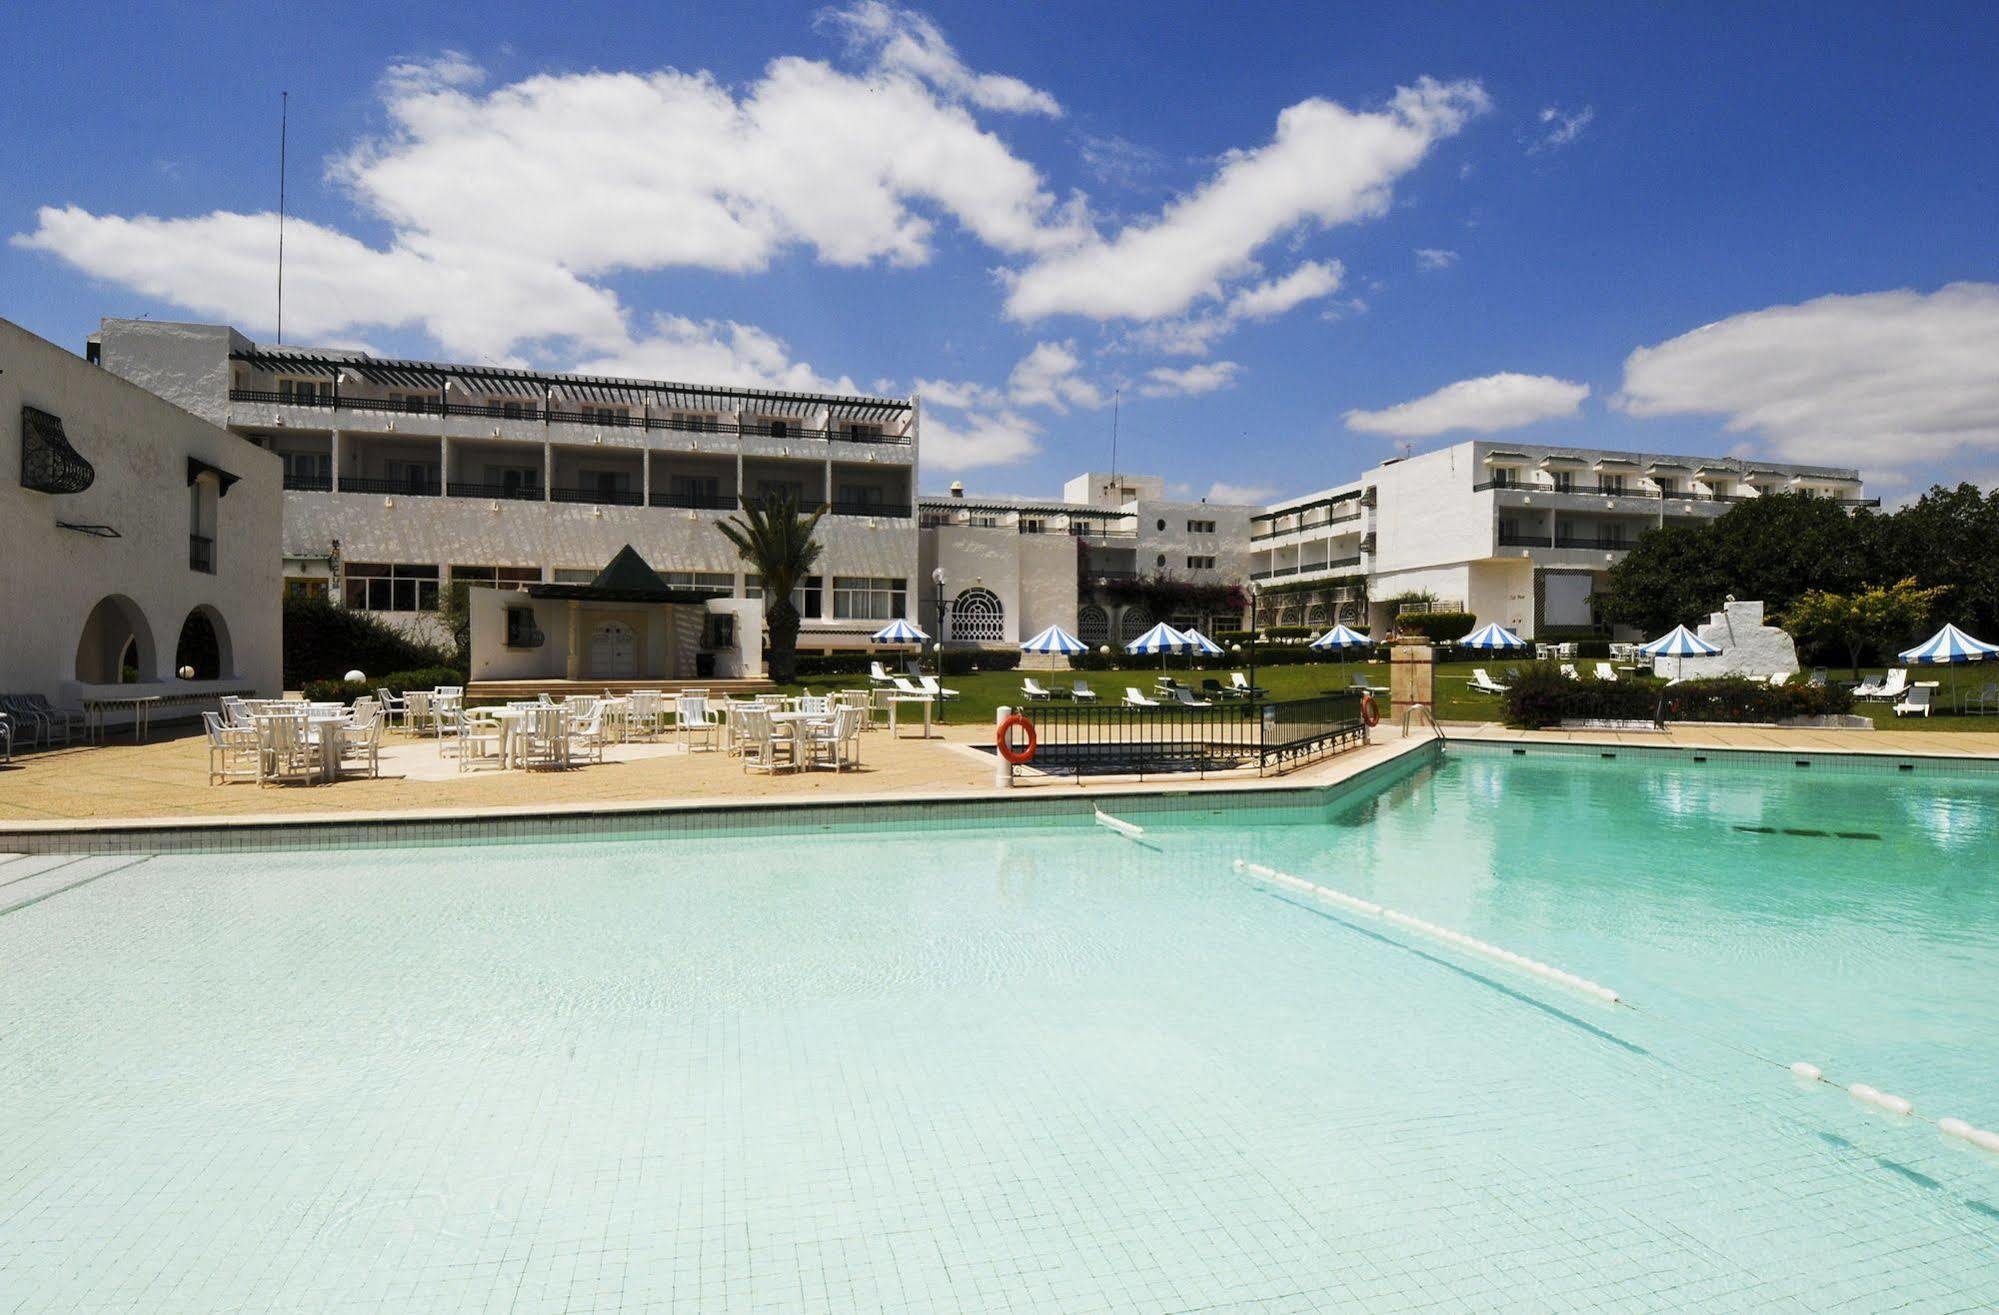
[[1390, 641, 1435, 712]]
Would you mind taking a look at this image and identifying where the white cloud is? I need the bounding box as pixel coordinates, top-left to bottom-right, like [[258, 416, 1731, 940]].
[[913, 377, 1003, 409], [1077, 133, 1165, 188], [1004, 78, 1489, 323], [1414, 247, 1458, 271], [1617, 283, 1999, 468], [1141, 360, 1241, 397], [16, 23, 1084, 358], [1530, 104, 1593, 153], [1007, 340, 1105, 411], [920, 408, 1042, 470], [1344, 372, 1590, 436], [1207, 480, 1276, 504], [571, 314, 856, 393], [819, 2, 1062, 116], [1128, 259, 1344, 356]]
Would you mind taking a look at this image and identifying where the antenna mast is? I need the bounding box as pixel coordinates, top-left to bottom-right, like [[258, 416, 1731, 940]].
[[277, 90, 288, 344]]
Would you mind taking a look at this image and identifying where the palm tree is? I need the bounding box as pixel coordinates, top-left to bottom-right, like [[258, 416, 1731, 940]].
[[718, 489, 826, 684]]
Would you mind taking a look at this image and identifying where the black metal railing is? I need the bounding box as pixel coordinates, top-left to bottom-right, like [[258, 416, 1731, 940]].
[[340, 475, 440, 496], [189, 534, 214, 573], [446, 481, 544, 501], [1013, 692, 1365, 779], [281, 472, 333, 492], [1250, 511, 1363, 541], [550, 486, 644, 507], [827, 501, 913, 518], [1497, 532, 1552, 548], [228, 388, 915, 445], [1554, 535, 1634, 551], [651, 490, 739, 511]]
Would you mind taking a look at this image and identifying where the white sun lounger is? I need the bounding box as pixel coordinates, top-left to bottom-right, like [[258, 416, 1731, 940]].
[[1893, 685, 1933, 717], [1123, 687, 1161, 707], [1468, 667, 1510, 695]]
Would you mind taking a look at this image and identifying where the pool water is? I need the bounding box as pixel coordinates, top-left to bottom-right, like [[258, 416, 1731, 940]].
[[3, 747, 1996, 1312]]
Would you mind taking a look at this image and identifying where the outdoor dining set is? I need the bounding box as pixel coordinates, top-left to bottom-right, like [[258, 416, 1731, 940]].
[[202, 696, 385, 785]]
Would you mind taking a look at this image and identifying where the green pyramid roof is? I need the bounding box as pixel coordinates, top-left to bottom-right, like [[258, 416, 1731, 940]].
[[590, 544, 671, 594]]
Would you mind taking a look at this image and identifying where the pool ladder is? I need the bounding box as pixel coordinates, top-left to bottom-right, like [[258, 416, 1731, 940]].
[[1399, 703, 1447, 748]]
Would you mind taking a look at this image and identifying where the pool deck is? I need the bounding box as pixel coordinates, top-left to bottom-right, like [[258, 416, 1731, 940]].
[[1, 718, 1994, 842]]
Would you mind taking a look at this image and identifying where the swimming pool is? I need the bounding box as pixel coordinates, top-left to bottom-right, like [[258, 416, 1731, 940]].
[[4, 746, 1996, 1311]]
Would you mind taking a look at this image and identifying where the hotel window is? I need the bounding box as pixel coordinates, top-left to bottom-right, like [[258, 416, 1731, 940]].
[[1186, 519, 1217, 534], [667, 474, 722, 506], [386, 392, 434, 413], [581, 404, 627, 426], [835, 483, 885, 510], [1020, 518, 1045, 534], [1490, 468, 1514, 488], [1654, 476, 1679, 495], [488, 397, 534, 419], [451, 565, 541, 586], [480, 464, 541, 497], [1186, 555, 1217, 570], [662, 571, 734, 592], [745, 574, 822, 615], [1551, 470, 1575, 493], [581, 468, 634, 496], [343, 563, 439, 612], [764, 418, 791, 438], [672, 412, 721, 433], [755, 478, 805, 502], [277, 377, 330, 401], [1601, 474, 1626, 494], [843, 422, 884, 442], [834, 576, 908, 620], [504, 607, 545, 649], [284, 578, 328, 600], [281, 450, 331, 487], [383, 459, 437, 494], [552, 568, 596, 584]]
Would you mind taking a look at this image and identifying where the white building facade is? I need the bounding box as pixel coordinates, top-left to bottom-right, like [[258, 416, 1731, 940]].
[[1, 316, 282, 722], [93, 320, 919, 653], [1251, 440, 1872, 639], [918, 472, 1259, 649]]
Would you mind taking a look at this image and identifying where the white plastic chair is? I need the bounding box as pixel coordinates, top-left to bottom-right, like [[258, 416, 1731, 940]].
[[455, 709, 504, 772], [737, 705, 794, 774], [1595, 662, 1618, 682], [678, 695, 721, 751], [203, 712, 260, 784], [517, 704, 569, 769]]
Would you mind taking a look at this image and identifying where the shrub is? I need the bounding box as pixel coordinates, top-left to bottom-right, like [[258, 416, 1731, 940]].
[[1393, 611, 1476, 642], [1502, 665, 1856, 728], [299, 666, 466, 706], [283, 595, 450, 687]]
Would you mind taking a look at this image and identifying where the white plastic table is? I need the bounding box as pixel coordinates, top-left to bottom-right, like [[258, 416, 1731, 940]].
[[887, 695, 935, 739]]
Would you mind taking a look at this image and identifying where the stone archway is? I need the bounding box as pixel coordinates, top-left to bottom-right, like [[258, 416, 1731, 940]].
[[75, 595, 156, 684], [175, 605, 234, 680]]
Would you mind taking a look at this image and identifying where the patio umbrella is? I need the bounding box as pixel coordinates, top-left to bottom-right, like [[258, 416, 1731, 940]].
[[1458, 622, 1529, 652], [1125, 621, 1191, 671], [1179, 626, 1224, 658], [1309, 622, 1372, 683], [1020, 623, 1086, 655], [870, 618, 928, 644], [1899, 623, 1999, 712], [1638, 624, 1721, 658]]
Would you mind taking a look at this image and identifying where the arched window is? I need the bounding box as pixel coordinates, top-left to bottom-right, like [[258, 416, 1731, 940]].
[[1116, 606, 1153, 645], [1304, 602, 1328, 628], [949, 587, 1004, 642], [1076, 604, 1109, 646], [75, 595, 156, 684], [175, 605, 234, 680]]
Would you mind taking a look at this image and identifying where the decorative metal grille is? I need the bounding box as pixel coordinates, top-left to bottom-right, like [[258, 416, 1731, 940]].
[[1076, 604, 1109, 646], [20, 407, 95, 494], [949, 587, 1004, 642]]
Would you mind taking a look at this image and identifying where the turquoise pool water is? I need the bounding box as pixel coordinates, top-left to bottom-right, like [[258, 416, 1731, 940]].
[[3, 748, 1997, 1311]]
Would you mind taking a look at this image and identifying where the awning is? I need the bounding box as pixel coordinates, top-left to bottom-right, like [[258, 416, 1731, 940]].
[[1539, 453, 1587, 468], [186, 456, 241, 496]]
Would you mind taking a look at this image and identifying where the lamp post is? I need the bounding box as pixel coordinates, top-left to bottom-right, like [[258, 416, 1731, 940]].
[[1245, 580, 1260, 701], [930, 566, 947, 680]]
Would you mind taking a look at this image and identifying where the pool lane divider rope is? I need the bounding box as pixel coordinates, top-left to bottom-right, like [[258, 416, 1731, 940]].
[[1234, 856, 1999, 1165], [1233, 859, 1621, 1003], [1093, 809, 1146, 840]]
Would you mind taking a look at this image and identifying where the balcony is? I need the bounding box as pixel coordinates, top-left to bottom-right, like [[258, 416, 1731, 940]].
[[281, 472, 333, 492], [189, 534, 214, 574], [827, 500, 913, 518], [447, 481, 543, 501], [1553, 534, 1635, 551], [1497, 532, 1552, 548], [652, 490, 739, 511], [1249, 510, 1363, 542], [340, 475, 439, 496], [227, 389, 913, 445], [551, 485, 644, 507]]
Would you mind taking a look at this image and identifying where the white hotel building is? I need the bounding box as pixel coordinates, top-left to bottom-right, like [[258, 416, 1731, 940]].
[[93, 319, 918, 650], [1251, 439, 1872, 638]]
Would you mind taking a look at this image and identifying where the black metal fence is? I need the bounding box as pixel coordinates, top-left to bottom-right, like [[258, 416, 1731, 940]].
[[1008, 692, 1367, 779]]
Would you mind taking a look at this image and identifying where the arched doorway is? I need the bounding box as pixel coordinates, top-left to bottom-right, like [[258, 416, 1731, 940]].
[[588, 621, 638, 678], [174, 606, 234, 680], [949, 587, 1003, 642], [1076, 603, 1109, 647], [75, 595, 156, 684]]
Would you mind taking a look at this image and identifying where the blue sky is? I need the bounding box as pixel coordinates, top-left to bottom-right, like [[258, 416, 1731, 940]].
[[5, 2, 1996, 501]]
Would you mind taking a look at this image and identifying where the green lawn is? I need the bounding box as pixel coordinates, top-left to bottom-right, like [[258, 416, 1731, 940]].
[[785, 659, 1999, 732]]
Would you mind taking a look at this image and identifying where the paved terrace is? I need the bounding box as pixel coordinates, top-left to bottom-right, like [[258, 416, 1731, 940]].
[[2, 720, 1994, 833]]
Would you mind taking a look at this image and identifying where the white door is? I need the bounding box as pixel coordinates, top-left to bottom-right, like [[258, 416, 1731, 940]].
[[589, 622, 637, 678]]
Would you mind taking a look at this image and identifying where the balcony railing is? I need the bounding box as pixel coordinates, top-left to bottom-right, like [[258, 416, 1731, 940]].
[[652, 490, 739, 511], [1250, 557, 1362, 582], [281, 472, 332, 492], [1553, 535, 1635, 551], [228, 389, 913, 444], [1496, 532, 1552, 548], [1249, 510, 1363, 542], [551, 486, 644, 507], [189, 534, 214, 574], [340, 475, 440, 496], [1475, 479, 1875, 507], [827, 501, 913, 519], [446, 481, 544, 501]]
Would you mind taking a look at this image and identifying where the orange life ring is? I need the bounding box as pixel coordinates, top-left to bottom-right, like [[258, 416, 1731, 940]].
[[1360, 693, 1380, 727], [997, 714, 1038, 764]]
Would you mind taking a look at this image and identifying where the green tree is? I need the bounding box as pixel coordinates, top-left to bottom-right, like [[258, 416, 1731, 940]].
[[1877, 483, 1999, 637], [435, 581, 474, 671], [717, 489, 826, 685], [1599, 494, 1877, 635], [1780, 578, 1947, 677]]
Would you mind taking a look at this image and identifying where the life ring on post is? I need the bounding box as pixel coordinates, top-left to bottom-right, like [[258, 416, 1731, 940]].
[[996, 714, 1038, 765], [1359, 693, 1380, 728]]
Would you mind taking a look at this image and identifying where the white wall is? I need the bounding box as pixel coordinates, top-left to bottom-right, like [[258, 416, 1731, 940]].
[[1, 317, 282, 712]]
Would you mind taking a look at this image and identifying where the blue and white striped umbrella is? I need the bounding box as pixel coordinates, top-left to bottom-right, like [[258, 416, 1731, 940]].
[[1179, 626, 1224, 656], [1020, 623, 1086, 655], [870, 618, 928, 644], [1639, 624, 1721, 658], [1900, 623, 1999, 665], [1309, 623, 1372, 652], [1124, 621, 1191, 655], [1458, 622, 1529, 651]]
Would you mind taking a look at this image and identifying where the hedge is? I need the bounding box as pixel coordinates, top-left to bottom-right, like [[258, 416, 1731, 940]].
[[1500, 663, 1855, 729], [283, 596, 450, 687], [791, 650, 1024, 680], [1393, 611, 1476, 641], [300, 666, 467, 705]]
